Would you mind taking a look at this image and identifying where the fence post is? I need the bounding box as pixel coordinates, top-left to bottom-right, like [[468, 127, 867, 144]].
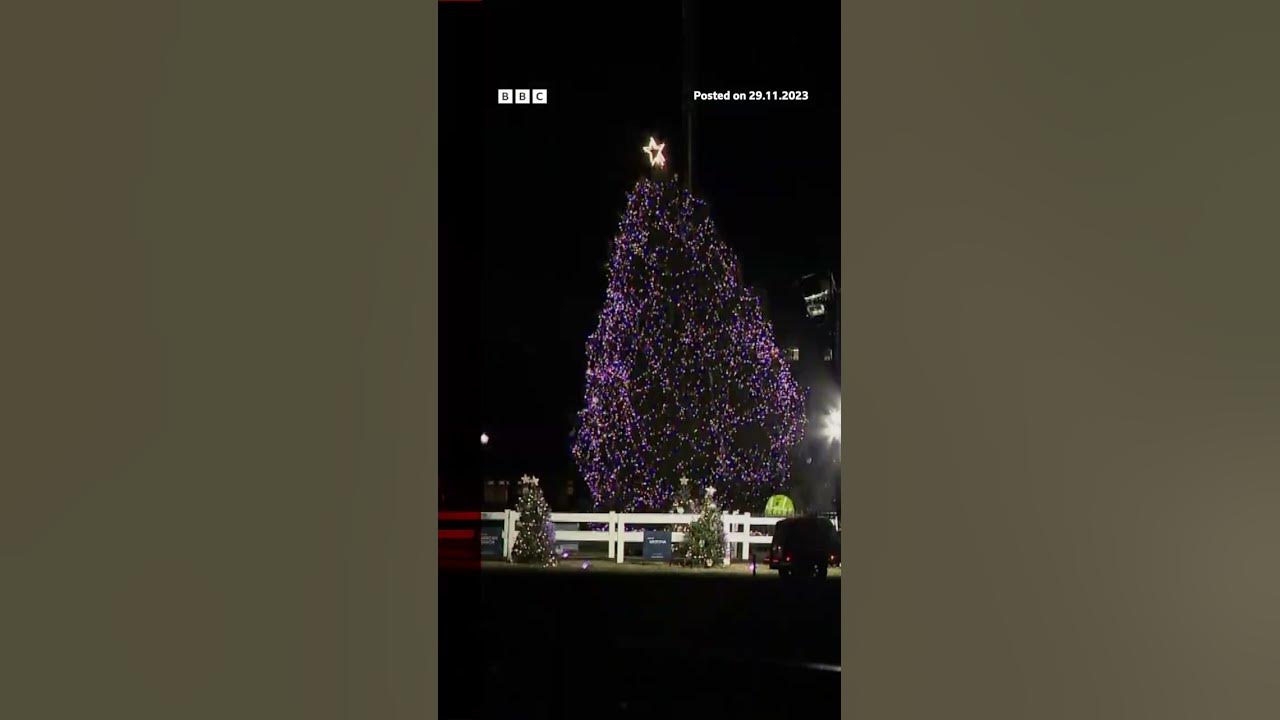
[[741, 513, 750, 560], [503, 509, 513, 560], [616, 514, 626, 564], [721, 515, 731, 566], [607, 511, 616, 559]]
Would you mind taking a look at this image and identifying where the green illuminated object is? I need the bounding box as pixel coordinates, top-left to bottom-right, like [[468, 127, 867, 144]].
[[764, 494, 795, 517]]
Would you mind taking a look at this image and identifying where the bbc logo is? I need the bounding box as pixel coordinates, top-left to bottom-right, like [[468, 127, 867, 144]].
[[497, 89, 548, 105]]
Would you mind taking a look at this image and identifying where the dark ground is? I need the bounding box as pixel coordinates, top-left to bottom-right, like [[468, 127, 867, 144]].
[[441, 567, 840, 718]]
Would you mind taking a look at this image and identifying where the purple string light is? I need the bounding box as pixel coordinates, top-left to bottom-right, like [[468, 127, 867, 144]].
[[573, 178, 807, 512]]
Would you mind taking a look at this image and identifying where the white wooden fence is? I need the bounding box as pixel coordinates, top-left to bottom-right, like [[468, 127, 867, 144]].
[[481, 511, 838, 564]]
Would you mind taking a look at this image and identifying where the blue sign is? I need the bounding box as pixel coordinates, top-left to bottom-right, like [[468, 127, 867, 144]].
[[643, 530, 672, 561], [479, 525, 504, 558]]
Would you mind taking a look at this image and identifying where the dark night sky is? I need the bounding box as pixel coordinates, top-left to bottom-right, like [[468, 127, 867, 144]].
[[441, 1, 839, 497]]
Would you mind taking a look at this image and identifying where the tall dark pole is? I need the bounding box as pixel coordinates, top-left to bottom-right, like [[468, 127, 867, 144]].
[[831, 271, 840, 376], [682, 0, 695, 190]]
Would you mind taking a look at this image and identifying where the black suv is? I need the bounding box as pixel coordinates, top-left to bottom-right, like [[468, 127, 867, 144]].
[[767, 517, 839, 578]]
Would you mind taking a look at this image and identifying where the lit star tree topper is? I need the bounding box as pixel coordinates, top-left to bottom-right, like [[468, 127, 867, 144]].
[[572, 176, 807, 512], [642, 136, 666, 168]]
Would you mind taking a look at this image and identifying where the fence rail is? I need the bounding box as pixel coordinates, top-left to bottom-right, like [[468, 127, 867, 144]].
[[483, 511, 837, 564]]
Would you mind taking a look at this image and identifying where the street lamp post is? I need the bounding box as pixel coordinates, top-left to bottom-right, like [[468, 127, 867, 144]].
[[481, 431, 493, 507]]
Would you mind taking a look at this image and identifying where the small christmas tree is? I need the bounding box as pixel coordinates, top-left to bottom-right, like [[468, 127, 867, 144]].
[[685, 486, 726, 568], [511, 475, 557, 567]]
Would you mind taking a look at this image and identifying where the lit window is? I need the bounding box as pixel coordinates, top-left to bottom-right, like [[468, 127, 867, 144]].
[[786, 347, 800, 361]]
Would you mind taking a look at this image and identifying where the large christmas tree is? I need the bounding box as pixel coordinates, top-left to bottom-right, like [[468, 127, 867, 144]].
[[572, 174, 806, 512]]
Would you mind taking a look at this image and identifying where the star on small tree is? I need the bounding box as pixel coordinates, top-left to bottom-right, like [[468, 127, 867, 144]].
[[511, 475, 557, 567], [672, 476, 699, 514]]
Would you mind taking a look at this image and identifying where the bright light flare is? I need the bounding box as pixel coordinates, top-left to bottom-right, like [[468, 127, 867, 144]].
[[821, 402, 841, 443], [480, 433, 489, 446]]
